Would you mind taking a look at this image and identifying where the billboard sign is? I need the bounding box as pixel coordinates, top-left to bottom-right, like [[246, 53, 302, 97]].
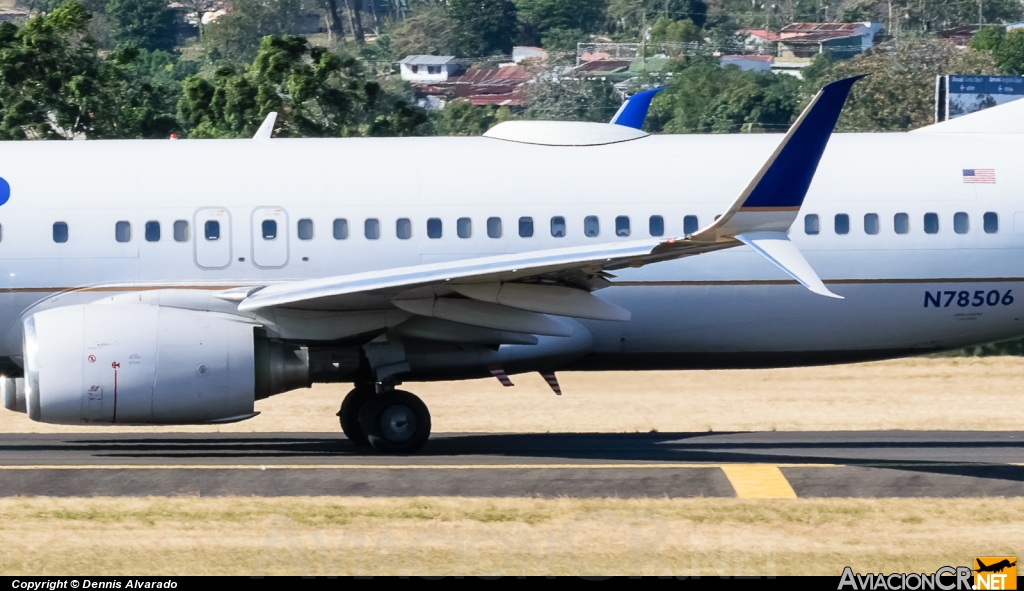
[[935, 75, 1024, 122]]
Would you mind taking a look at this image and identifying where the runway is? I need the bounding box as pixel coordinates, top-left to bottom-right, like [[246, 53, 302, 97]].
[[0, 431, 1022, 498]]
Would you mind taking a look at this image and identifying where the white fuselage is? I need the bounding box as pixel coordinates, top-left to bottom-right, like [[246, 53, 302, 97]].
[[1, 131, 1021, 374]]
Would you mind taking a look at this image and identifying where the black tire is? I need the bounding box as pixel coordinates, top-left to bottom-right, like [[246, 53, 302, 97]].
[[358, 390, 431, 454], [338, 385, 376, 447]]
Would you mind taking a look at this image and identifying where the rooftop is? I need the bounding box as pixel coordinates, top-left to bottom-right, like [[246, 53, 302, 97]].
[[400, 55, 456, 66], [780, 31, 862, 43], [740, 29, 781, 41], [780, 22, 868, 33], [450, 65, 529, 85], [720, 54, 774, 61]]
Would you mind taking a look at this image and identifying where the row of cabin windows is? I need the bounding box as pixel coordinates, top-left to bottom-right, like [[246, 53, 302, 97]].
[[51, 220, 192, 243], [46, 216, 700, 244], [805, 212, 1000, 236], [296, 215, 700, 241], [41, 213, 1006, 244]]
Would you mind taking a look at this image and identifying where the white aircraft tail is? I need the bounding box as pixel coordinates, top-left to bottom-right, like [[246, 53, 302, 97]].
[[912, 96, 1024, 134]]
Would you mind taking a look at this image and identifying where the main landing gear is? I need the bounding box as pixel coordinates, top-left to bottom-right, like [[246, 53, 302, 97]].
[[338, 385, 432, 454]]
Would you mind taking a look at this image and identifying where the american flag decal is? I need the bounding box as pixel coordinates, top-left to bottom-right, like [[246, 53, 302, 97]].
[[963, 169, 996, 184]]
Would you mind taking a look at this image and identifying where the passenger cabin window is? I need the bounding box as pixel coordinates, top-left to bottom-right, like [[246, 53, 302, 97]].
[[834, 214, 849, 235], [551, 216, 566, 238], [804, 214, 819, 235], [649, 215, 664, 237], [397, 218, 412, 240], [262, 220, 277, 240], [204, 220, 220, 241], [174, 220, 189, 242], [457, 217, 472, 239], [954, 212, 969, 234], [864, 213, 879, 235], [584, 216, 600, 237], [333, 218, 348, 240], [53, 222, 68, 243], [365, 219, 380, 240], [615, 216, 630, 237], [145, 221, 160, 242], [298, 218, 314, 240], [924, 213, 939, 234], [487, 217, 502, 239], [519, 217, 533, 238], [427, 218, 442, 239], [115, 221, 131, 243], [894, 213, 909, 235], [684, 215, 698, 235], [984, 212, 999, 234]]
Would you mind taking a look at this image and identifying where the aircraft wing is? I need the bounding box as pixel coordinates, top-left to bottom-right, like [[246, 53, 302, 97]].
[[237, 77, 861, 332]]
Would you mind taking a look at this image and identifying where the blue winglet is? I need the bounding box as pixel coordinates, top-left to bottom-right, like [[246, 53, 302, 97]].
[[610, 88, 666, 130], [740, 76, 862, 210]]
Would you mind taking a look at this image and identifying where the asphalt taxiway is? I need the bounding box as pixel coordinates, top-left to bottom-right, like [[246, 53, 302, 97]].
[[0, 431, 1021, 498]]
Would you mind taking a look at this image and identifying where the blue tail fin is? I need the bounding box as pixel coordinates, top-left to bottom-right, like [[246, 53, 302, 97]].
[[610, 88, 666, 130]]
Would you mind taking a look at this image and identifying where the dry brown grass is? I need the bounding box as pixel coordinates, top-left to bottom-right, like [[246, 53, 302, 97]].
[[2, 357, 1023, 434], [0, 496, 1022, 576]]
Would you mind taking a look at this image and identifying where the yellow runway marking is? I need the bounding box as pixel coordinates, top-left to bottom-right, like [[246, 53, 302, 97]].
[[721, 464, 798, 499], [0, 463, 838, 471]]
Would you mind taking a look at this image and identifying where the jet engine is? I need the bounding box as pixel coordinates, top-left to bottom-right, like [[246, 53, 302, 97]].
[[23, 304, 311, 425]]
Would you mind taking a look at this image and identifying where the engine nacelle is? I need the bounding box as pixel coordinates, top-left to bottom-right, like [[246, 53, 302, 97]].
[[23, 304, 310, 425]]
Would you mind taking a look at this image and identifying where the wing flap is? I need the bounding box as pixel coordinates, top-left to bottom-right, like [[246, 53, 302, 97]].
[[451, 283, 631, 321], [393, 297, 575, 337]]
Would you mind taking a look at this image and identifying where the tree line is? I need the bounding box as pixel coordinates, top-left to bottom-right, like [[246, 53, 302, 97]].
[[2, 1, 1019, 140]]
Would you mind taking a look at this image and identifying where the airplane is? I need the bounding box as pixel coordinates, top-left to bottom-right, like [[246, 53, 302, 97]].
[[976, 559, 1017, 574], [1, 74, 1022, 454]]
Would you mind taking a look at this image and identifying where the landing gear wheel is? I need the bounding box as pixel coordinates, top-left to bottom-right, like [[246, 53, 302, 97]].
[[338, 385, 376, 447], [358, 390, 431, 454]]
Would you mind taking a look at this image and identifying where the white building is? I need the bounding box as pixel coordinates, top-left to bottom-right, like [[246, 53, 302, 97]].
[[399, 56, 458, 84]]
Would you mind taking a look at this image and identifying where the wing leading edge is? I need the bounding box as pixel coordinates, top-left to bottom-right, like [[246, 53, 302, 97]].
[[238, 77, 860, 317]]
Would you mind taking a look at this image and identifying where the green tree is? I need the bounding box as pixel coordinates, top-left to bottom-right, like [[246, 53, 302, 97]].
[[446, 0, 517, 57], [91, 47, 182, 138], [807, 39, 998, 132], [178, 35, 430, 138], [524, 73, 622, 122], [539, 27, 586, 51], [649, 17, 702, 43], [969, 26, 1006, 53], [430, 98, 512, 135], [517, 0, 608, 34], [606, 0, 707, 35], [993, 30, 1024, 75], [202, 0, 304, 62], [106, 0, 177, 51], [385, 6, 455, 58], [647, 55, 802, 133], [0, 2, 103, 139]]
